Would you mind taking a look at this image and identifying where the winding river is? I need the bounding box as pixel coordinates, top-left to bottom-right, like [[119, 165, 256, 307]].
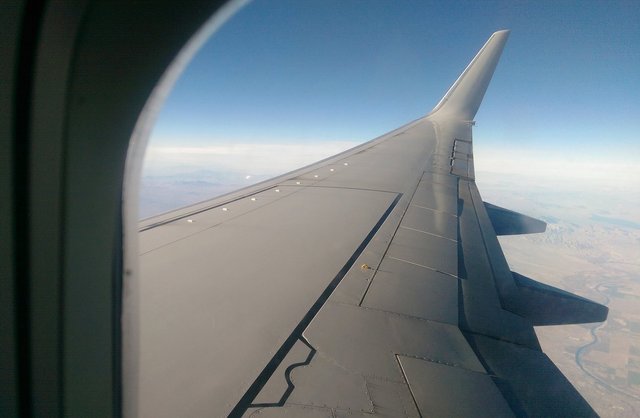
[[574, 282, 640, 414]]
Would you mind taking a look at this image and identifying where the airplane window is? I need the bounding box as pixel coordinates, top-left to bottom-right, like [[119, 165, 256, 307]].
[[11, 1, 634, 416]]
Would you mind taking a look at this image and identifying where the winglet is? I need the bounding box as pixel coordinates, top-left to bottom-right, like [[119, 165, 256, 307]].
[[428, 30, 510, 121]]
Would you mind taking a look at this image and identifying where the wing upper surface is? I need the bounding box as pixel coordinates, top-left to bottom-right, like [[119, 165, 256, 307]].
[[136, 31, 606, 417]]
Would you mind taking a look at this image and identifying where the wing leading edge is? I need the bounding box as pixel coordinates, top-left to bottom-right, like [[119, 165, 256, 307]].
[[136, 30, 607, 417]]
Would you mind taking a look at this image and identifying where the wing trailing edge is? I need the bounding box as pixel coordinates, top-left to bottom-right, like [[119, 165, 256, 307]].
[[428, 30, 510, 121]]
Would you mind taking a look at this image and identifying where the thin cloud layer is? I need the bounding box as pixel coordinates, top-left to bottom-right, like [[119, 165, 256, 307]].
[[474, 146, 640, 191], [143, 141, 361, 176]]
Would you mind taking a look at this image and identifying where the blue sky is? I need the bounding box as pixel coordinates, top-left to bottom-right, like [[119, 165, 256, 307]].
[[149, 0, 639, 153], [141, 0, 639, 220]]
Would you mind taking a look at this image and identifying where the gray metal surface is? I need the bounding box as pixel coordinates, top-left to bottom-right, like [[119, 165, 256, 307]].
[[484, 201, 547, 235], [385, 227, 458, 277], [138, 187, 397, 416], [508, 271, 609, 325], [304, 302, 485, 381], [397, 355, 514, 417], [362, 257, 459, 324], [132, 29, 606, 417], [465, 333, 599, 417], [400, 204, 458, 240], [409, 181, 458, 215], [457, 179, 541, 349]]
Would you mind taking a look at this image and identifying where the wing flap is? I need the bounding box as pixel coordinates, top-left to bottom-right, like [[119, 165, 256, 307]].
[[398, 355, 514, 418], [465, 333, 599, 417]]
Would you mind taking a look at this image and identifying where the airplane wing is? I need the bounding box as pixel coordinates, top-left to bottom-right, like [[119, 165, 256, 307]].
[[135, 30, 608, 417]]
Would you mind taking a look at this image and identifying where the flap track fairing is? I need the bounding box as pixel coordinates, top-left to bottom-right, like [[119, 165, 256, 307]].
[[483, 202, 546, 235], [505, 272, 609, 326]]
